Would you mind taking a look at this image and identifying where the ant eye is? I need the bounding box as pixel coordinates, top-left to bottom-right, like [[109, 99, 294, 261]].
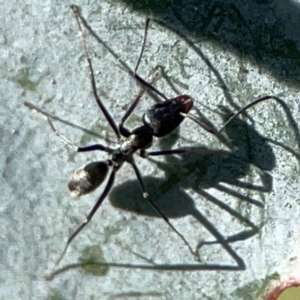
[[68, 162, 108, 196]]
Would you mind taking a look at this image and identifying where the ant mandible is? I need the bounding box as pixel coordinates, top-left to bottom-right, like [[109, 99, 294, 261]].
[[25, 5, 277, 278]]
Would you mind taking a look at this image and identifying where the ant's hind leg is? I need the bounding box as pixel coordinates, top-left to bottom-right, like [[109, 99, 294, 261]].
[[129, 157, 200, 261], [44, 168, 117, 280]]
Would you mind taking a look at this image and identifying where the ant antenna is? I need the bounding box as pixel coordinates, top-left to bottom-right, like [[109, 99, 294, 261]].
[[217, 95, 278, 133], [183, 95, 279, 136], [133, 18, 169, 101]]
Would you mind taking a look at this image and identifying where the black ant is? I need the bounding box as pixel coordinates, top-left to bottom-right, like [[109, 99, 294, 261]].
[[25, 5, 279, 279]]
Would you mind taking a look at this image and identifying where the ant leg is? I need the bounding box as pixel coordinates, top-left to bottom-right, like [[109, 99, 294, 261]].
[[196, 229, 259, 251], [47, 118, 78, 150], [183, 113, 218, 135], [28, 102, 114, 154], [129, 158, 199, 260], [140, 147, 228, 157], [119, 67, 163, 137], [45, 167, 117, 280], [71, 5, 120, 139], [119, 18, 171, 134], [48, 118, 113, 154], [216, 95, 277, 133], [28, 106, 114, 154], [78, 144, 114, 154], [134, 19, 149, 75], [25, 101, 115, 153], [24, 101, 105, 140], [193, 204, 245, 269], [71, 7, 167, 128], [147, 197, 200, 260], [133, 18, 168, 101], [129, 158, 149, 198], [185, 95, 278, 134], [25, 101, 78, 150]]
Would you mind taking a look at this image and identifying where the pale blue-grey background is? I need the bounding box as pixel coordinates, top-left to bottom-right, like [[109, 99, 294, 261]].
[[1, 0, 300, 299]]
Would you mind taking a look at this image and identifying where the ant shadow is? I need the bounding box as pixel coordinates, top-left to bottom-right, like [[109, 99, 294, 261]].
[[120, 0, 300, 88], [109, 106, 273, 267], [45, 100, 299, 278], [104, 32, 300, 270], [42, 11, 300, 276]]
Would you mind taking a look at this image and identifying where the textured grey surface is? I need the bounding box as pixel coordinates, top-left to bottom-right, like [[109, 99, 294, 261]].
[[1, 0, 300, 299]]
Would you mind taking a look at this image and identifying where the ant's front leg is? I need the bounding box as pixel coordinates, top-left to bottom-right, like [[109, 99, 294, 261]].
[[118, 66, 163, 138]]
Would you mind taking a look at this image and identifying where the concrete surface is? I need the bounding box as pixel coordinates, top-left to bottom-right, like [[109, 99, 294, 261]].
[[1, 0, 300, 299]]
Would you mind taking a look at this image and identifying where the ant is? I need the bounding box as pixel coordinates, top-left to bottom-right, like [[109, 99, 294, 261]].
[[25, 5, 279, 279]]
